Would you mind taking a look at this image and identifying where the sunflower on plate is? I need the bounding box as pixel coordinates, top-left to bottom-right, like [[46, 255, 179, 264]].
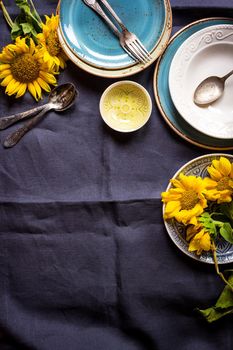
[[161, 173, 208, 226], [186, 223, 212, 255], [0, 37, 57, 100], [204, 156, 233, 203], [37, 14, 67, 70]]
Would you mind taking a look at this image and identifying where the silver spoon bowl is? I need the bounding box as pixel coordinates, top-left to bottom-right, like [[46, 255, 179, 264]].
[[3, 83, 78, 148], [193, 69, 233, 106]]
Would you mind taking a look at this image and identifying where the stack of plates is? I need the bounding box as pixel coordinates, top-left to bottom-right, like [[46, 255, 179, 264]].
[[154, 18, 233, 150], [57, 0, 172, 78]]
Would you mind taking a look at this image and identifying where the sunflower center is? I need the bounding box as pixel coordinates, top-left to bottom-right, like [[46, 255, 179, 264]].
[[11, 53, 40, 83], [180, 190, 199, 210], [46, 31, 61, 56], [217, 177, 231, 191]]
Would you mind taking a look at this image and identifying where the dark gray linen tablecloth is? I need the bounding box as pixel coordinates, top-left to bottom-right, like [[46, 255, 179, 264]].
[[0, 1, 233, 349]]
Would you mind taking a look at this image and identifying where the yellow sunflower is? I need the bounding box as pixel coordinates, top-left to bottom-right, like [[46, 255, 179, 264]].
[[0, 37, 57, 100], [161, 173, 208, 225], [205, 157, 233, 203], [37, 14, 67, 69], [186, 224, 212, 255]]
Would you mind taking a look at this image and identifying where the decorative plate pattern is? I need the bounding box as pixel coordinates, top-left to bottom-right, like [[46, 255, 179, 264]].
[[57, 0, 172, 78], [163, 154, 233, 264], [99, 81, 152, 132], [169, 24, 233, 139], [153, 17, 233, 150]]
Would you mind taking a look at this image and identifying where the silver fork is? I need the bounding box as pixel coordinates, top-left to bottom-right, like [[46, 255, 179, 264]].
[[99, 0, 152, 64], [82, 0, 151, 64]]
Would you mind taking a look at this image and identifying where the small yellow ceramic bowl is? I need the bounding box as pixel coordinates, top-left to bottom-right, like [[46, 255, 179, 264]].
[[99, 81, 152, 132]]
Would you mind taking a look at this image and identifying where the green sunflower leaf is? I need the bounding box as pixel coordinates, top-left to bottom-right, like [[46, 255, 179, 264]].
[[196, 273, 233, 322], [20, 22, 34, 35], [199, 212, 217, 237], [11, 0, 42, 42], [220, 202, 233, 224], [219, 223, 233, 244]]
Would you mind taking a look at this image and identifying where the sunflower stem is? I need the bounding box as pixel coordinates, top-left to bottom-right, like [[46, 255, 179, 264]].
[[212, 242, 233, 292], [0, 0, 13, 28], [28, 0, 42, 23]]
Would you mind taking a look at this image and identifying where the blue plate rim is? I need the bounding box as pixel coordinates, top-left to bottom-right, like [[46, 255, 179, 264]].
[[59, 0, 169, 70], [57, 0, 172, 78]]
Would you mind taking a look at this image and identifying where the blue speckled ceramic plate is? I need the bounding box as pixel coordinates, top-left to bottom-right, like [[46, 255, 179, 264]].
[[59, 0, 168, 69], [154, 18, 233, 150], [163, 154, 233, 264]]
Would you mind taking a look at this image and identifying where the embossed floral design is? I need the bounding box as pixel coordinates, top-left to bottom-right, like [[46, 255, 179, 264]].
[[104, 85, 149, 122]]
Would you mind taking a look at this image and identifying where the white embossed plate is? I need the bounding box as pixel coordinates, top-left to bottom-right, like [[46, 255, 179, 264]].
[[163, 154, 233, 264], [169, 25, 233, 139]]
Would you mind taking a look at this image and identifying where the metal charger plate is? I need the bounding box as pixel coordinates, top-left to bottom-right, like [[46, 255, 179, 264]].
[[153, 17, 233, 150], [163, 153, 233, 264], [57, 0, 172, 78]]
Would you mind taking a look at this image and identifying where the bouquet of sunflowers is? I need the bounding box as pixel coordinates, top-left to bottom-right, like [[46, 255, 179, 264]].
[[162, 156, 233, 322], [0, 0, 67, 100]]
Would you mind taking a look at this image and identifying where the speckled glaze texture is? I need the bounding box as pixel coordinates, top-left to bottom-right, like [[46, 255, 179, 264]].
[[58, 0, 172, 77], [60, 0, 166, 68]]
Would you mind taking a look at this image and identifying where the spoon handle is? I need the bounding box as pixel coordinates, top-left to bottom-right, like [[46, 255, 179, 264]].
[[222, 69, 233, 82], [99, 0, 126, 31], [3, 106, 51, 148], [82, 0, 121, 38], [0, 104, 47, 130]]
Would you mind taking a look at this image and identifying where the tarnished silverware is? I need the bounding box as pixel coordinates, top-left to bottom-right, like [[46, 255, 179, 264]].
[[82, 0, 151, 64], [0, 105, 45, 130], [99, 0, 152, 64], [4, 83, 78, 148], [193, 69, 233, 106]]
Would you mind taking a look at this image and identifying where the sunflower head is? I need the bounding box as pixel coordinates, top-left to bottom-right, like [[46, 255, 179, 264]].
[[0, 37, 57, 100], [161, 173, 208, 225], [37, 14, 67, 69], [205, 157, 233, 203], [187, 224, 212, 255]]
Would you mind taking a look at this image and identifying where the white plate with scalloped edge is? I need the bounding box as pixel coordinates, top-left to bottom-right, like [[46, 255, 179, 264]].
[[169, 24, 233, 139]]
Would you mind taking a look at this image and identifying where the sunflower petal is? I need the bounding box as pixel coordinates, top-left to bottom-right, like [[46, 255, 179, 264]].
[[6, 81, 21, 96], [37, 77, 51, 92], [16, 83, 27, 98], [0, 69, 12, 79], [0, 74, 14, 87], [200, 233, 211, 251], [0, 64, 10, 71], [43, 50, 51, 62], [219, 157, 231, 176], [207, 165, 222, 181], [6, 79, 19, 94], [33, 80, 42, 100], [28, 82, 38, 101]]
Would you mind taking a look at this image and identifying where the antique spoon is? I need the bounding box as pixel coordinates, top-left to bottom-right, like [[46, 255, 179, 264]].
[[0, 83, 77, 130], [4, 83, 78, 148], [193, 69, 233, 106]]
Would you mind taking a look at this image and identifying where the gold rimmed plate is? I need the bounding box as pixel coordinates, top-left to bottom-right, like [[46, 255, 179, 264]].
[[153, 17, 233, 150]]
